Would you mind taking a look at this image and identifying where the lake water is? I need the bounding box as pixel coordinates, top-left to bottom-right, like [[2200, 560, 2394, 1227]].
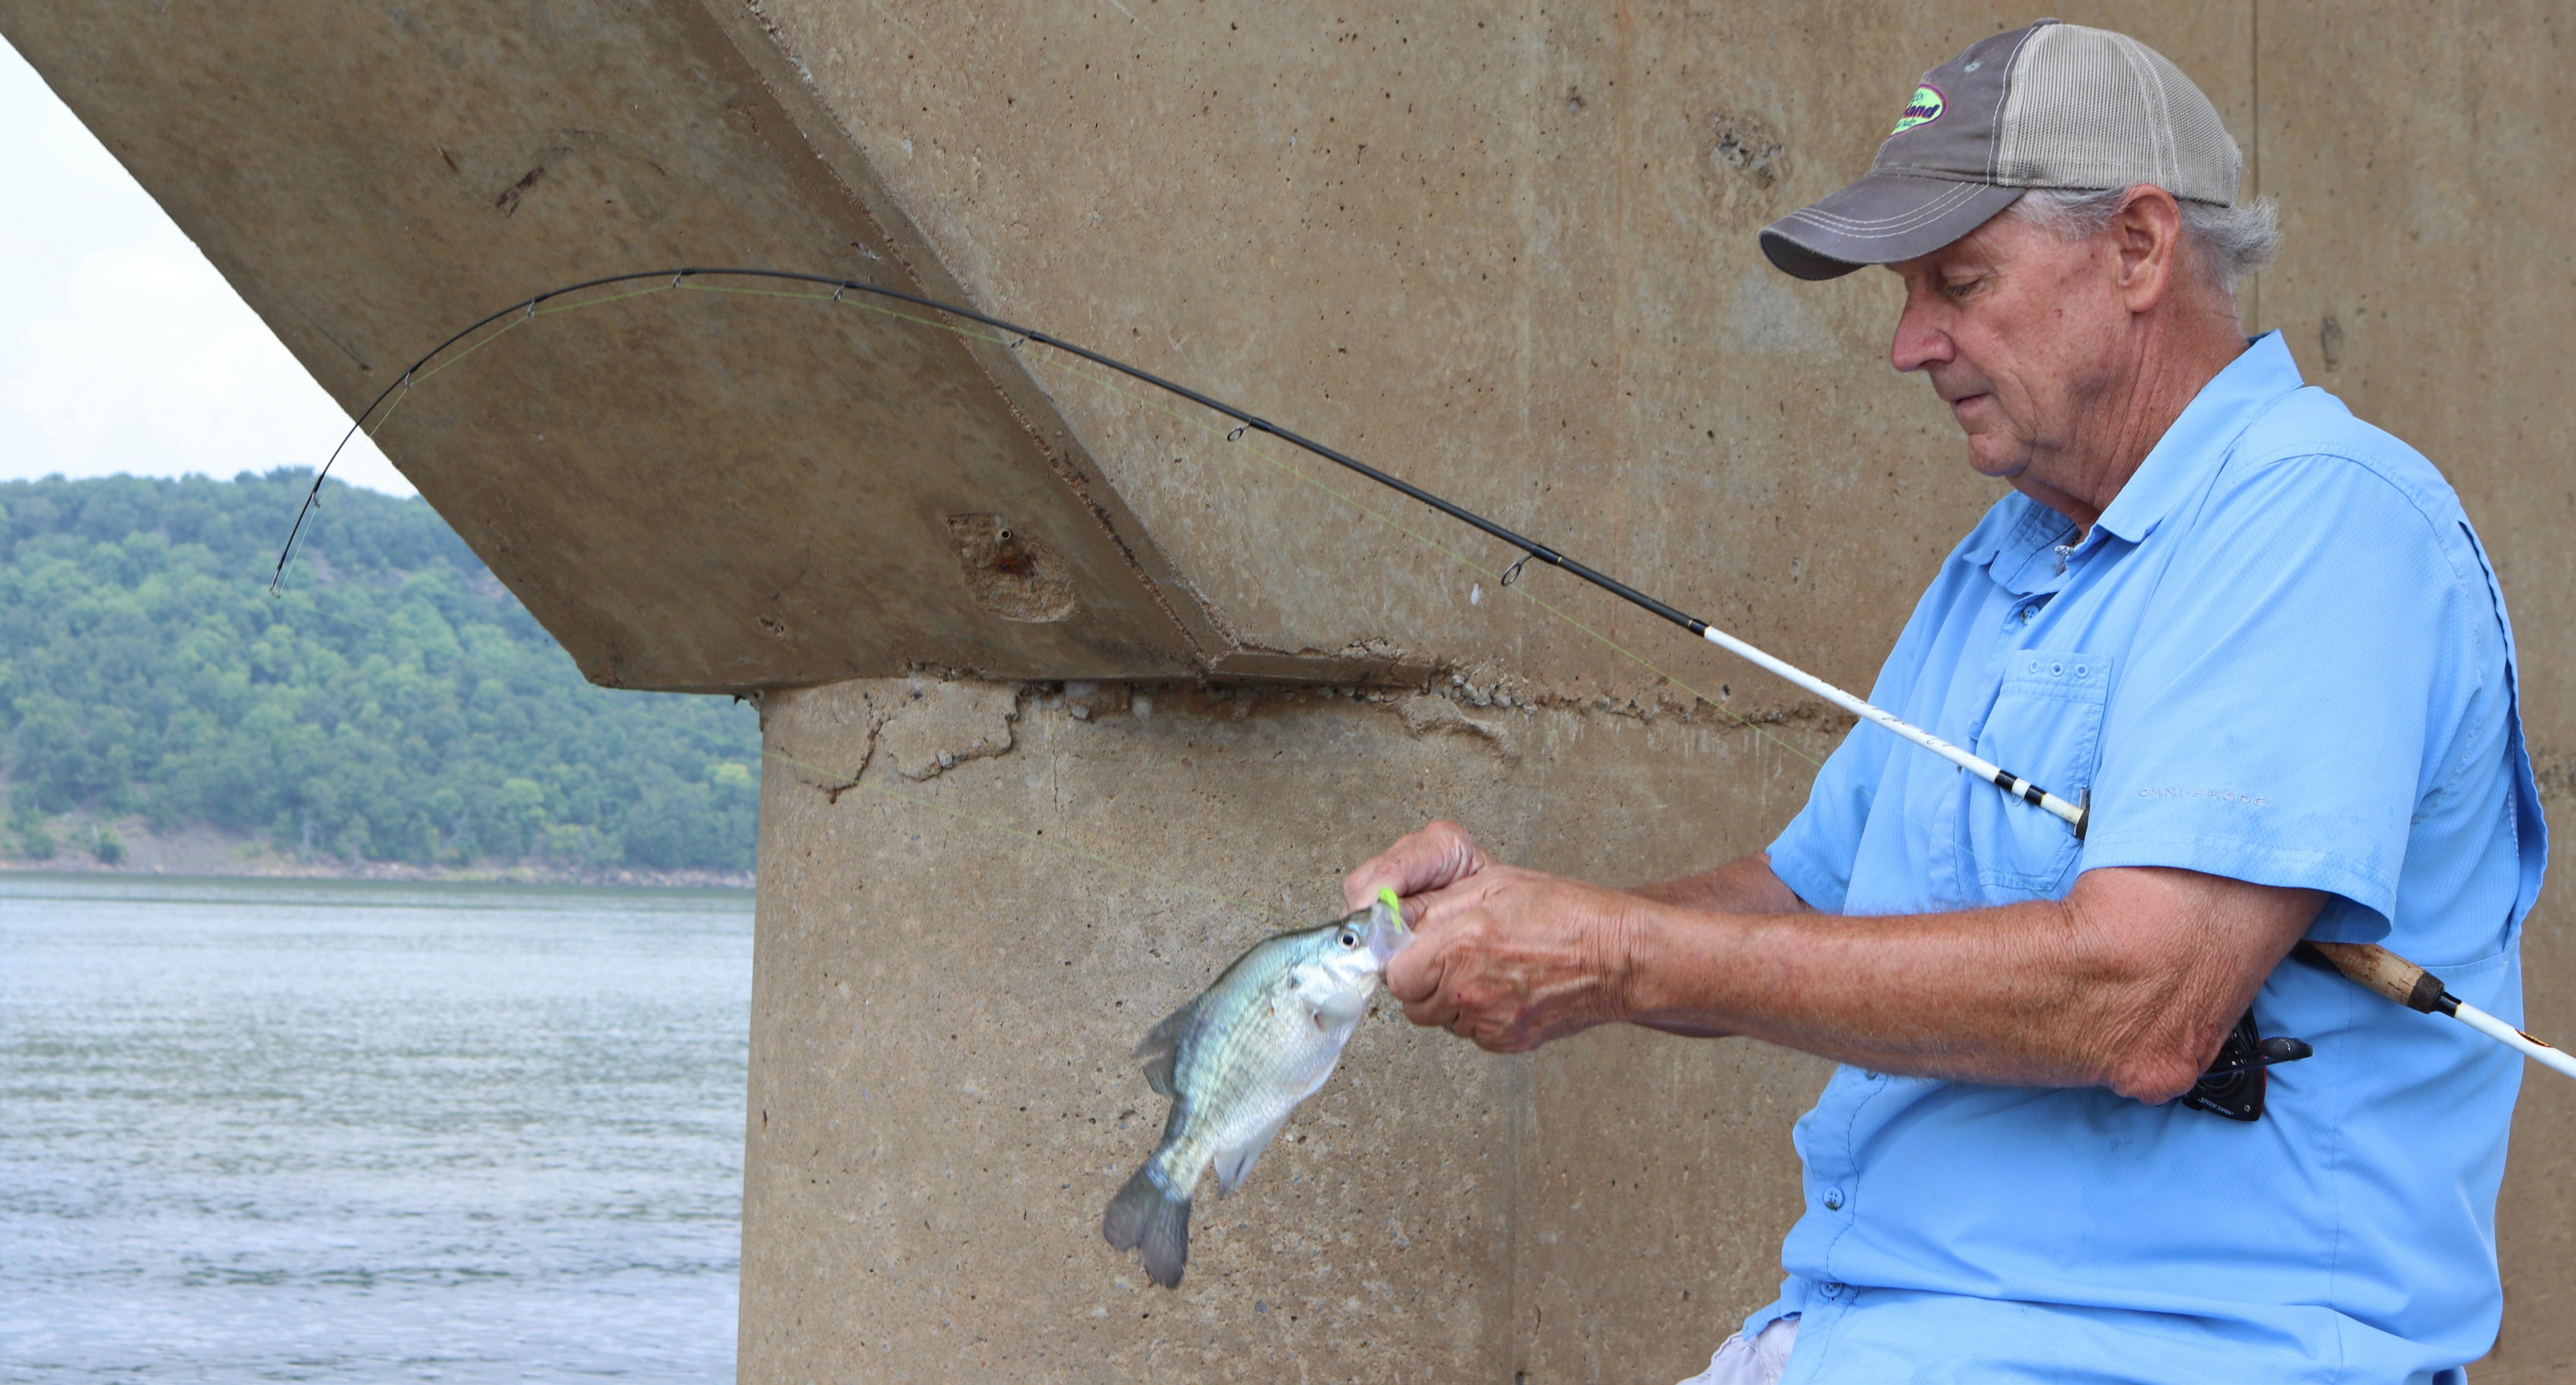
[[0, 874, 753, 1384]]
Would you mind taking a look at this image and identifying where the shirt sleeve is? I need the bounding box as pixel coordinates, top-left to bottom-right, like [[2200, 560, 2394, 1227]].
[[1767, 715, 1889, 915], [1767, 567, 1956, 915], [2077, 452, 2491, 939]]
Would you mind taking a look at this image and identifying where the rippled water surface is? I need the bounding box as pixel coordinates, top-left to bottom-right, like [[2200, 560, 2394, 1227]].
[[0, 874, 752, 1383]]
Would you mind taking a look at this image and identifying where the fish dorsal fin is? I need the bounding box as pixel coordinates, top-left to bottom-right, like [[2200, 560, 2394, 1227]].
[[1213, 1109, 1295, 1197], [1131, 998, 1200, 1097]]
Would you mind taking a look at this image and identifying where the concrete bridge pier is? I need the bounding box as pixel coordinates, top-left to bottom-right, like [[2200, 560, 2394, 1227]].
[[742, 674, 1827, 1381]]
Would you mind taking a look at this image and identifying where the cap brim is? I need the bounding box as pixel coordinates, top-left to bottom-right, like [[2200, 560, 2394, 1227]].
[[1760, 176, 2026, 280]]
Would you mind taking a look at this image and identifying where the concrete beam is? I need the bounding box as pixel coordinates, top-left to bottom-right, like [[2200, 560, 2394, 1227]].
[[0, 0, 1430, 692]]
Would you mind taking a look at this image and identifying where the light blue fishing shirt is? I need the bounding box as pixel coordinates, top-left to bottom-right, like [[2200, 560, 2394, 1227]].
[[1749, 332, 2547, 1384]]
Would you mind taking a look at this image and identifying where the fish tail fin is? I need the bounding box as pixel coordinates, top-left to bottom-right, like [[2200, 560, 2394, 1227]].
[[1101, 1163, 1192, 1288]]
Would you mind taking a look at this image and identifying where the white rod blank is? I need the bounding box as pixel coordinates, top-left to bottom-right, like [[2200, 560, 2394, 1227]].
[[1697, 633, 2576, 1090], [1698, 623, 2088, 828], [2451, 1002, 2576, 1083]]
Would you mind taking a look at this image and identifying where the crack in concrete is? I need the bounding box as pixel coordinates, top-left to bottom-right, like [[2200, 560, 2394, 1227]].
[[772, 677, 1022, 804], [876, 678, 1020, 781], [782, 671, 1843, 815]]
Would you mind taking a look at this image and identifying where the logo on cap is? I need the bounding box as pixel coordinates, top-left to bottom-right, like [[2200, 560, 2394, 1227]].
[[1890, 85, 1945, 135]]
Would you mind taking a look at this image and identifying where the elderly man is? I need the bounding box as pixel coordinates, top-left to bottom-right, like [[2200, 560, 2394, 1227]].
[[1347, 20, 2544, 1385]]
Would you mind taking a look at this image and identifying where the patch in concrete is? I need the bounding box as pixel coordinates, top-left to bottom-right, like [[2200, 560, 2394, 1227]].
[[1394, 693, 1515, 760], [1707, 110, 1788, 189], [945, 513, 1080, 623]]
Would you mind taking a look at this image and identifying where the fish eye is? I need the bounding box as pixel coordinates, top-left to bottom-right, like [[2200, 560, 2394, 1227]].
[[1337, 930, 1359, 948]]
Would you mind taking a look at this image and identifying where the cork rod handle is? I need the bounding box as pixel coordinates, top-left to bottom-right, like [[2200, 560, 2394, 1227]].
[[2306, 941, 2453, 1014]]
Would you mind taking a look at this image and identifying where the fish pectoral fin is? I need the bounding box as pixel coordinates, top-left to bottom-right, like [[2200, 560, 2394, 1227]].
[[1290, 973, 1360, 1032], [1290, 974, 1332, 1031], [1213, 1112, 1294, 1198], [1132, 998, 1200, 1098]]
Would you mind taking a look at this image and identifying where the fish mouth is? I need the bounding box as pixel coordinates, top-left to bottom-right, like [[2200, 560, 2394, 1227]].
[[1364, 913, 1413, 968], [1334, 897, 1413, 970]]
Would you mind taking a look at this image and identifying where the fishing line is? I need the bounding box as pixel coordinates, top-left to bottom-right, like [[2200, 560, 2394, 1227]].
[[280, 270, 1830, 938], [645, 277, 1798, 758], [261, 278, 2131, 903], [276, 266, 2575, 1087], [274, 282, 673, 582], [979, 312, 1825, 770], [279, 269, 1826, 772]]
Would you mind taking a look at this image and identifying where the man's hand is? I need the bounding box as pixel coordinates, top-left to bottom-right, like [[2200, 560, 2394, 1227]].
[[1346, 821, 1671, 1053], [1341, 818, 1496, 910], [1385, 862, 1644, 1053], [1346, 825, 1812, 1052]]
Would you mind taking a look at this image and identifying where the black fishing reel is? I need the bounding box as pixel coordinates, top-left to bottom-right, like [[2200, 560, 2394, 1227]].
[[2178, 1010, 2312, 1121]]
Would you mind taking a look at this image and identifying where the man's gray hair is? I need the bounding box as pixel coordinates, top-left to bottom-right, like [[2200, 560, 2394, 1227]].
[[2010, 187, 2281, 296]]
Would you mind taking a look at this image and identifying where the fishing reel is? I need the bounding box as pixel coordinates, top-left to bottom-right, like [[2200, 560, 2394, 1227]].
[[2178, 1010, 2312, 1121]]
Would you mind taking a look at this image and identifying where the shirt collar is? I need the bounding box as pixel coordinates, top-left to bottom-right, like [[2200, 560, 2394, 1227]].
[[2092, 331, 2306, 545], [1973, 499, 2078, 595]]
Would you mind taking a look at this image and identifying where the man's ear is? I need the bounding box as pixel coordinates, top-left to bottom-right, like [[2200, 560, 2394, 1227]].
[[2111, 185, 2183, 314]]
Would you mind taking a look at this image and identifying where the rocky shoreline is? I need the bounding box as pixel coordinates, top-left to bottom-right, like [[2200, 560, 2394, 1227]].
[[0, 818, 752, 891]]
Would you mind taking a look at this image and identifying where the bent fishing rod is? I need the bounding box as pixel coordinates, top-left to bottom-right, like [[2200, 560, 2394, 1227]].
[[276, 266, 2576, 1089]]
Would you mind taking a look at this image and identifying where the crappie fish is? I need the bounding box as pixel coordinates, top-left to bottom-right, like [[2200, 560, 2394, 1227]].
[[1102, 888, 1411, 1288]]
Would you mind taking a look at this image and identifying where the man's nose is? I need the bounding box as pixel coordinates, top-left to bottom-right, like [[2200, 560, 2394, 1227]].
[[1889, 294, 1953, 374]]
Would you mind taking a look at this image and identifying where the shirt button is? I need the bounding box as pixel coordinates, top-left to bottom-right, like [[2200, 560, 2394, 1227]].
[[1823, 1187, 1846, 1211], [1821, 1281, 1848, 1299]]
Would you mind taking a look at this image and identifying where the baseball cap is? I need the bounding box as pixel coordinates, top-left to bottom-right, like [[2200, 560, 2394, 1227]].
[[1760, 19, 2245, 280]]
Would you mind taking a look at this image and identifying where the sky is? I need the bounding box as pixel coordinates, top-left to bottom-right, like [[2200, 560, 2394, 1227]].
[[0, 35, 413, 497]]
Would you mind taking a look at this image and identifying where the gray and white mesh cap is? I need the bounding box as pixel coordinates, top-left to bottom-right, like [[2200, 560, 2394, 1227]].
[[1760, 19, 2244, 280]]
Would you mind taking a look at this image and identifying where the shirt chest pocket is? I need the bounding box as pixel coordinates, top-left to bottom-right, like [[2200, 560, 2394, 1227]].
[[1960, 652, 2113, 897]]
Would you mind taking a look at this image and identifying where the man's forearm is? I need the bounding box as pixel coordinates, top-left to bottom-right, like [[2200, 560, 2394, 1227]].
[[1619, 897, 2118, 1085], [1627, 853, 1809, 914], [1612, 869, 2322, 1100], [1618, 855, 1805, 1040], [1356, 824, 2317, 1100]]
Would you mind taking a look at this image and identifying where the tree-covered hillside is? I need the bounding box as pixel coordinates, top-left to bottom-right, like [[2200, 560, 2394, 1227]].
[[0, 471, 756, 872]]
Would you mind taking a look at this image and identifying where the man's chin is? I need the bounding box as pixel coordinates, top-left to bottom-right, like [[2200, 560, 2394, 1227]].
[[1960, 439, 2029, 480]]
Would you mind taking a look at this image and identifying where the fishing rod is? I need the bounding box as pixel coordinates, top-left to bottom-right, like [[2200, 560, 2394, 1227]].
[[277, 265, 2576, 1090], [284, 270, 2079, 816]]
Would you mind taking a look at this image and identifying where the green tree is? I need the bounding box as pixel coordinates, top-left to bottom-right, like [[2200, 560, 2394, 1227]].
[[0, 471, 758, 871]]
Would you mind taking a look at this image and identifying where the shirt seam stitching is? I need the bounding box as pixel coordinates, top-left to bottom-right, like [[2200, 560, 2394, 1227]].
[[1768, 834, 1849, 916], [1987, 25, 2050, 183], [2224, 446, 2485, 595], [2080, 829, 2397, 902], [2324, 975, 2356, 1384], [2224, 447, 2498, 821], [1820, 1083, 1869, 1279]]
